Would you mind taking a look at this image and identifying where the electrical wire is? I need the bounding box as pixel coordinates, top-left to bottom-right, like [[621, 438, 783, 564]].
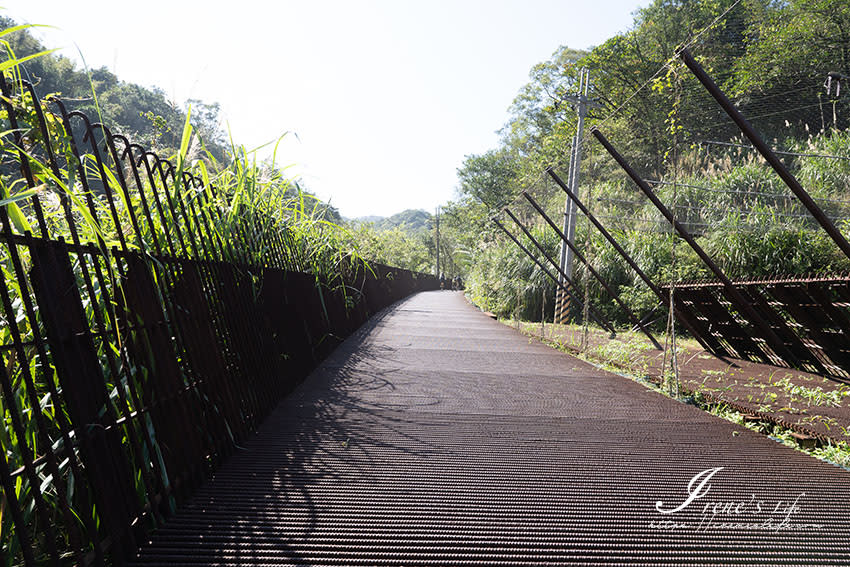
[[698, 140, 850, 161]]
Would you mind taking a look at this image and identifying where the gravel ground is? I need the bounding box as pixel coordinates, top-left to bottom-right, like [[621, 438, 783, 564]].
[[513, 320, 850, 444]]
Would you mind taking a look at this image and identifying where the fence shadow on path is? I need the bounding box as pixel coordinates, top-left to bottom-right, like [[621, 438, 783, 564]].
[[131, 299, 449, 565]]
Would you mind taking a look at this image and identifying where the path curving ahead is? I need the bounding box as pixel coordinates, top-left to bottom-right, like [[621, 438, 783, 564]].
[[131, 291, 850, 566]]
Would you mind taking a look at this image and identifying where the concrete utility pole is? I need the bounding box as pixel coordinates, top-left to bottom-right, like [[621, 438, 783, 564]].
[[554, 68, 600, 324]]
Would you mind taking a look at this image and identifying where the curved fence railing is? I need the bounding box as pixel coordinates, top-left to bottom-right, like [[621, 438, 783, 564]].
[[0, 76, 437, 565]]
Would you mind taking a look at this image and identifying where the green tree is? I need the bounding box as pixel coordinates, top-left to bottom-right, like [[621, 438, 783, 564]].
[[734, 0, 850, 93], [349, 223, 434, 273]]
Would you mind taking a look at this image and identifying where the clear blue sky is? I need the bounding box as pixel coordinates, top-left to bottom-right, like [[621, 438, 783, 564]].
[[5, 1, 646, 218]]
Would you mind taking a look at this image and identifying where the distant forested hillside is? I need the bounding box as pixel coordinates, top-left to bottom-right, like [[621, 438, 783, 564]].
[[345, 209, 442, 275], [353, 209, 433, 233], [1, 16, 229, 161]]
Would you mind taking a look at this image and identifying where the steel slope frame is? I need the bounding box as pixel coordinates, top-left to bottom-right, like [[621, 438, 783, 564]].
[[522, 192, 663, 349], [548, 169, 663, 299], [679, 48, 850, 264], [493, 218, 616, 333], [663, 277, 850, 380], [495, 214, 616, 334], [545, 167, 719, 356], [592, 128, 812, 371]]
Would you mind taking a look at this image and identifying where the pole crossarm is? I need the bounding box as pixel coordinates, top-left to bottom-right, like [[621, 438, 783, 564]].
[[592, 127, 803, 367], [522, 192, 663, 350], [493, 217, 616, 334], [678, 48, 850, 265]]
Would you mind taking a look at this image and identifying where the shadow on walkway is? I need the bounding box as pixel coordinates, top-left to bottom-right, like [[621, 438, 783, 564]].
[[131, 291, 850, 566]]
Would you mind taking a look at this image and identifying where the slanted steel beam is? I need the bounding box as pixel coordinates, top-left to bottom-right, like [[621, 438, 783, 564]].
[[502, 209, 616, 333], [545, 167, 716, 354], [493, 218, 616, 334], [548, 168, 663, 297], [522, 192, 663, 349], [679, 47, 850, 264], [592, 128, 801, 367]]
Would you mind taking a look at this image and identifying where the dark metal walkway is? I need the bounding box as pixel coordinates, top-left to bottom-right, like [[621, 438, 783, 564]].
[[131, 291, 850, 566]]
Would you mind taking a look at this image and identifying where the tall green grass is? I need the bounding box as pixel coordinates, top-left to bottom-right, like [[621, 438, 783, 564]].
[[0, 57, 366, 563]]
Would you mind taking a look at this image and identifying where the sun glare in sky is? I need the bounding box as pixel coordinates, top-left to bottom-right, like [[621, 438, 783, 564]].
[[5, 0, 646, 218]]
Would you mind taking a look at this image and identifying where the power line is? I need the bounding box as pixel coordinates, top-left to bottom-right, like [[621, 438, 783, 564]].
[[593, 0, 744, 131], [698, 140, 850, 161], [645, 179, 850, 207], [684, 101, 832, 136], [592, 212, 840, 234], [596, 193, 850, 222]]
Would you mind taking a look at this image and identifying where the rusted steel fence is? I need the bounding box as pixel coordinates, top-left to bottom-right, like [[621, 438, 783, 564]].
[[0, 77, 436, 565], [665, 275, 850, 381]]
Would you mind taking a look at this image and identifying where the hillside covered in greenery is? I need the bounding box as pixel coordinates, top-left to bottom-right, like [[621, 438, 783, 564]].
[[435, 0, 850, 326], [1, 16, 347, 226]]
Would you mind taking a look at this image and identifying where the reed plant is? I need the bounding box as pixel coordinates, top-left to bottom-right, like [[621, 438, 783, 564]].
[[0, 44, 367, 563]]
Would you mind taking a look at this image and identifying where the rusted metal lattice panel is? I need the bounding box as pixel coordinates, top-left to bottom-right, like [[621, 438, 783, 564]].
[[670, 289, 732, 358], [667, 275, 850, 380], [28, 239, 142, 558]]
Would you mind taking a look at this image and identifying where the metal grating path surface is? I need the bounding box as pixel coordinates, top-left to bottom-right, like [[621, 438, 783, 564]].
[[131, 291, 850, 566]]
